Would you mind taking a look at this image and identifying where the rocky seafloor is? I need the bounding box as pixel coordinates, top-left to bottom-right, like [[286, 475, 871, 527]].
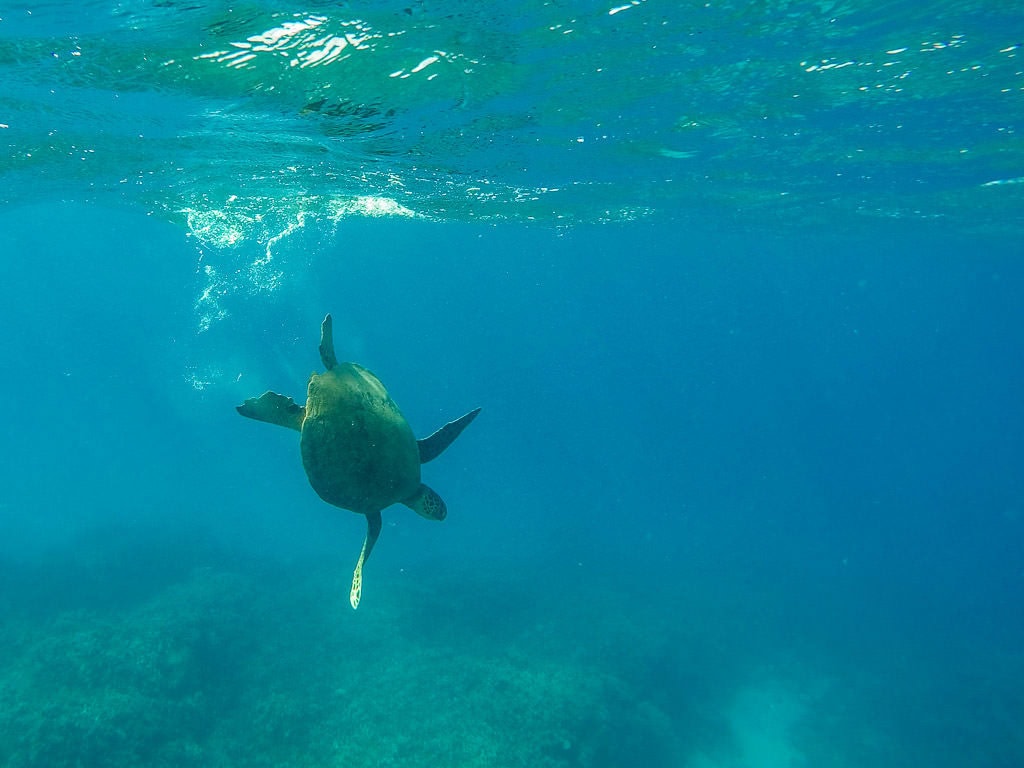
[[0, 529, 706, 768], [1, 527, 1020, 768]]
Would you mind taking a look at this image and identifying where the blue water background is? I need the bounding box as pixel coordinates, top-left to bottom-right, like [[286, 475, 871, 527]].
[[3, 201, 1022, 764], [2, 1, 1024, 765]]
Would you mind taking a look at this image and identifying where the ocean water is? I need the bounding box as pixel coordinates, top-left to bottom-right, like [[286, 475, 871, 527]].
[[1, 1, 1023, 766]]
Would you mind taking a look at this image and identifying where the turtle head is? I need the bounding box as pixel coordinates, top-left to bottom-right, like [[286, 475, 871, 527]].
[[404, 484, 447, 521]]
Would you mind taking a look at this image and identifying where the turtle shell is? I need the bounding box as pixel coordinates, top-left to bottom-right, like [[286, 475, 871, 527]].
[[299, 362, 420, 513]]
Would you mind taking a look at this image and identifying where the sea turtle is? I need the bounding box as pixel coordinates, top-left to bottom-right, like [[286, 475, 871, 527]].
[[237, 314, 480, 609]]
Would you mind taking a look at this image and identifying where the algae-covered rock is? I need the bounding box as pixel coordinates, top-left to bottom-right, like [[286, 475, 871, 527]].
[[0, 542, 683, 768], [0, 565, 257, 768]]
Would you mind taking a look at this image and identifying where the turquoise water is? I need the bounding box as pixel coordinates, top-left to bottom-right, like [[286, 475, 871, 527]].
[[2, 2, 1023, 767]]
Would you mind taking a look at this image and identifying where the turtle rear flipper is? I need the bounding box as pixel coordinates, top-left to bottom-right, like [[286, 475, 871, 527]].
[[403, 484, 447, 521], [319, 313, 338, 370], [237, 391, 305, 431], [418, 408, 481, 463], [350, 510, 383, 610]]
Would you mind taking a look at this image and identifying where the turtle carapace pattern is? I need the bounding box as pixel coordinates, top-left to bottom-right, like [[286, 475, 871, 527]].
[[237, 314, 480, 609]]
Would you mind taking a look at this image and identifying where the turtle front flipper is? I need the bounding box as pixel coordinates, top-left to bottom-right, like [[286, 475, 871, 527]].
[[402, 483, 447, 521], [319, 313, 338, 370], [236, 391, 305, 431], [418, 407, 481, 463], [350, 510, 383, 610]]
